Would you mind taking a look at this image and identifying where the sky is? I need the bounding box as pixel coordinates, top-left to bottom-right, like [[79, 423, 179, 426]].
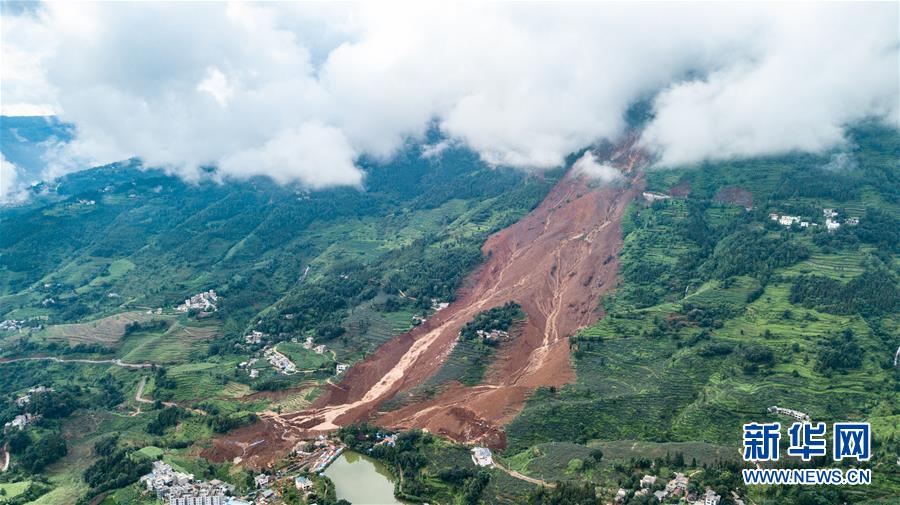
[[1, 1, 898, 201]]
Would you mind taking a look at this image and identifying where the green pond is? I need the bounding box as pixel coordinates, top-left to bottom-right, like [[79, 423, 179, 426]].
[[323, 451, 405, 504]]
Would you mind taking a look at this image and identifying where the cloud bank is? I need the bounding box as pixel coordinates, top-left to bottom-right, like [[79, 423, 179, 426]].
[[1, 2, 897, 188], [0, 153, 28, 204], [573, 152, 622, 184]]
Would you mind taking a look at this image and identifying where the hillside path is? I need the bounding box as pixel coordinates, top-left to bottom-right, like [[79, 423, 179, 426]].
[[0, 356, 152, 368], [493, 461, 555, 487]]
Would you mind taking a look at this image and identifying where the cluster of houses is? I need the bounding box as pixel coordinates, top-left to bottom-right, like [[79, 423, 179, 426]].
[[475, 329, 510, 341], [0, 319, 26, 332], [263, 347, 297, 374], [769, 208, 859, 233], [617, 472, 722, 504], [237, 358, 259, 378], [249, 470, 314, 503], [288, 435, 346, 474], [76, 198, 96, 206], [300, 336, 327, 355], [401, 299, 453, 327], [14, 385, 53, 407], [767, 405, 811, 422], [244, 330, 266, 345], [176, 289, 219, 315], [313, 439, 343, 473], [3, 413, 37, 432], [769, 213, 813, 228], [471, 446, 494, 467], [140, 460, 238, 505], [145, 308, 164, 315]]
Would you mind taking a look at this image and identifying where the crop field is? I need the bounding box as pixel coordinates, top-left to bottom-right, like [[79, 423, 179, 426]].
[[501, 442, 594, 482], [276, 342, 331, 370], [785, 250, 869, 280], [0, 481, 31, 500], [339, 294, 419, 358], [74, 258, 136, 294], [36, 310, 172, 347], [272, 388, 318, 412], [588, 440, 737, 466], [164, 362, 232, 402], [118, 320, 216, 364]]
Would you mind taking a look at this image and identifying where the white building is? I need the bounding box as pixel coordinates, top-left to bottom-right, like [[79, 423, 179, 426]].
[[778, 215, 801, 226], [640, 475, 657, 488], [336, 363, 350, 374], [703, 489, 721, 505], [295, 476, 314, 490], [471, 447, 494, 467], [170, 497, 223, 505], [643, 192, 671, 202], [826, 218, 841, 231], [4, 413, 37, 431], [254, 474, 270, 488], [768, 405, 811, 422], [666, 473, 689, 494]]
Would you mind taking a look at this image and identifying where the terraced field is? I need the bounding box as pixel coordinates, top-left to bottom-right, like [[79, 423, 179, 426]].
[[36, 311, 171, 347], [339, 294, 419, 358], [118, 320, 216, 364]]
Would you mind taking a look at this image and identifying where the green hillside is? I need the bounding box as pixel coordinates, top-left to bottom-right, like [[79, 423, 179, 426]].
[[504, 123, 900, 504], [0, 138, 561, 504]]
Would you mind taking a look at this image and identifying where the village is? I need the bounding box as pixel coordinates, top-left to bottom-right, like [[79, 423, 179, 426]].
[[238, 331, 352, 380], [138, 445, 349, 505], [768, 207, 859, 232], [613, 472, 737, 505], [140, 460, 245, 505], [3, 386, 55, 432], [176, 289, 219, 316]]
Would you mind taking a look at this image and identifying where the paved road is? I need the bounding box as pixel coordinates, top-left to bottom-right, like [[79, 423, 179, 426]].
[[0, 356, 152, 368]]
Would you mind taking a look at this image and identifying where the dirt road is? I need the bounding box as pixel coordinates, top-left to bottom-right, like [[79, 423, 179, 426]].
[[0, 356, 152, 368], [494, 461, 555, 487]]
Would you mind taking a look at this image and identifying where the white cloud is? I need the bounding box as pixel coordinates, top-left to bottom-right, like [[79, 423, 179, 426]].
[[218, 122, 362, 188], [0, 2, 897, 187], [1, 153, 28, 204], [573, 152, 622, 184], [641, 4, 900, 167], [196, 67, 234, 107]]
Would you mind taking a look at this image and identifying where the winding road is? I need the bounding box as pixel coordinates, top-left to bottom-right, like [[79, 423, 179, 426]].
[[0, 356, 152, 368]]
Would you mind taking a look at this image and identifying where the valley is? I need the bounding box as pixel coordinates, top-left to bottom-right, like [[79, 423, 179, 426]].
[[0, 125, 897, 505]]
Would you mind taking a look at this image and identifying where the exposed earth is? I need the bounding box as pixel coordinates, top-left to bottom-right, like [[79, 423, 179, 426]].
[[209, 143, 646, 467]]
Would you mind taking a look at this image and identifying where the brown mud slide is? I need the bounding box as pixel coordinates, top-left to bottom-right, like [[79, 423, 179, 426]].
[[208, 141, 646, 467]]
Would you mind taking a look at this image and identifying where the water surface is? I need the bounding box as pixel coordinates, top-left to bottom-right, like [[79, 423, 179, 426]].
[[323, 450, 404, 504]]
